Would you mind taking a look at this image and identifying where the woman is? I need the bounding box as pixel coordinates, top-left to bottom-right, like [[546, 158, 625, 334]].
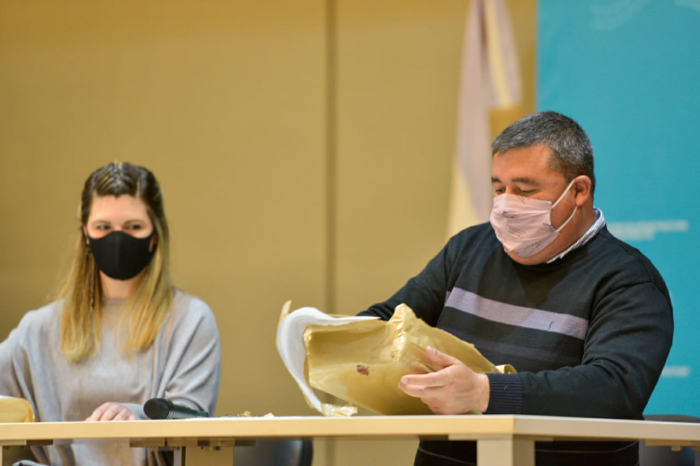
[[0, 162, 221, 465]]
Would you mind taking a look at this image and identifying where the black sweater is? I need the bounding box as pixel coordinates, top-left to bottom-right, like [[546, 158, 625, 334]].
[[360, 223, 673, 465]]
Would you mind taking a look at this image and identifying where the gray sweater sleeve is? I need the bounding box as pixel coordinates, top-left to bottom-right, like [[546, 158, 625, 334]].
[[0, 307, 57, 405], [0, 330, 19, 397], [146, 294, 222, 418]]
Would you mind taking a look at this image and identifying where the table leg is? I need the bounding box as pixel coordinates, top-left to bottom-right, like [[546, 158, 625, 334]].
[[477, 437, 535, 466], [176, 445, 235, 466]]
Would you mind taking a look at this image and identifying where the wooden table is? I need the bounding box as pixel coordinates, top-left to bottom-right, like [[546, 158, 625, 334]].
[[1, 415, 699, 465]]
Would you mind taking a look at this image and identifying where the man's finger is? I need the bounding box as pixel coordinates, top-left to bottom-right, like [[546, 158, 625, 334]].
[[401, 372, 447, 389], [398, 380, 426, 398], [426, 346, 463, 368], [399, 381, 447, 405]]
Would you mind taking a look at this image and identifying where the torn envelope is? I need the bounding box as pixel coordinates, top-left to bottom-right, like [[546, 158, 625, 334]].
[[276, 302, 515, 416]]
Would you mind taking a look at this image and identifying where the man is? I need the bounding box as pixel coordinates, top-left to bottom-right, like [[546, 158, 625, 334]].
[[359, 111, 673, 465]]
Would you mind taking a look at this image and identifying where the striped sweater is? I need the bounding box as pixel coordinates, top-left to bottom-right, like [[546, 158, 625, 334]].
[[360, 222, 673, 465]]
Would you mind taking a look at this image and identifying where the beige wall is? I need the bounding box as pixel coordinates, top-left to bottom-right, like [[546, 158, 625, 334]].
[[0, 1, 535, 465]]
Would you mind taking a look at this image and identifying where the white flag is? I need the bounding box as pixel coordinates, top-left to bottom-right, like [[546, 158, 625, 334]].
[[447, 0, 523, 238]]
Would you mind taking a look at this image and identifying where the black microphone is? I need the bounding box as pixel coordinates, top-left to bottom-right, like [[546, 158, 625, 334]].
[[143, 398, 209, 420]]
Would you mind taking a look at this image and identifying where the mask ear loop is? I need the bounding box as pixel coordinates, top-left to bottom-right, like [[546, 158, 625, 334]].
[[556, 204, 578, 233], [553, 179, 578, 233], [85, 234, 96, 309], [90, 265, 96, 308], [552, 178, 577, 209]]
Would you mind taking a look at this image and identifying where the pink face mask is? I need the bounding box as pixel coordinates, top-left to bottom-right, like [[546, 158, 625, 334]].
[[489, 179, 577, 258]]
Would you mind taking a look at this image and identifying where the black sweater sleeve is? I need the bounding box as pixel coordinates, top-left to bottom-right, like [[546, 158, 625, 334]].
[[487, 281, 673, 418], [530, 281, 670, 418]]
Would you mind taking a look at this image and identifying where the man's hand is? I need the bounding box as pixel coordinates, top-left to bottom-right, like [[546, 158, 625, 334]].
[[398, 346, 490, 414], [86, 402, 136, 421]]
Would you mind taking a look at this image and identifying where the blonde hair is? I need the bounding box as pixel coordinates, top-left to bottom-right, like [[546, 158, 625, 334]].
[[59, 162, 174, 361]]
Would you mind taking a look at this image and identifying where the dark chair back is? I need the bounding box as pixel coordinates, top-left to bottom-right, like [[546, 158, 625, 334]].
[[639, 415, 700, 466], [233, 439, 313, 466]]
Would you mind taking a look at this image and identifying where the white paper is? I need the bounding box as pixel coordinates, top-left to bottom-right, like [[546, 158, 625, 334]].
[[276, 305, 378, 414]]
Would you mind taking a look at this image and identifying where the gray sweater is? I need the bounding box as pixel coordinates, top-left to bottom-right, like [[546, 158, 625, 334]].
[[0, 289, 221, 465]]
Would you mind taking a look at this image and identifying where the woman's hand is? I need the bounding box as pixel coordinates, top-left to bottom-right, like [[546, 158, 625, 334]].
[[86, 402, 136, 421]]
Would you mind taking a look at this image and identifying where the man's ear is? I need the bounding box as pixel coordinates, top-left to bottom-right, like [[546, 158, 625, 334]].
[[572, 176, 593, 207]]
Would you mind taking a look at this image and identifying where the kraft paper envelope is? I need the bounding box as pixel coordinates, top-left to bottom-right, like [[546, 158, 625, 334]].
[[277, 302, 515, 416]]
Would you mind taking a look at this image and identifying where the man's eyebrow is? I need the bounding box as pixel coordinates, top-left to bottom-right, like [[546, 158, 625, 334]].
[[490, 177, 541, 185], [511, 177, 540, 185]]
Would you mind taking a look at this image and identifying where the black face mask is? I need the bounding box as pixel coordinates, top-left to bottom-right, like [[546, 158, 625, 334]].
[[88, 231, 156, 281]]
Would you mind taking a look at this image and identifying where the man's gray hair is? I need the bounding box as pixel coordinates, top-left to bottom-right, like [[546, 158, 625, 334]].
[[492, 111, 596, 194]]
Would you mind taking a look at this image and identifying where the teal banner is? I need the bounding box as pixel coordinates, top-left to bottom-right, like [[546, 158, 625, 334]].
[[538, 1, 700, 416]]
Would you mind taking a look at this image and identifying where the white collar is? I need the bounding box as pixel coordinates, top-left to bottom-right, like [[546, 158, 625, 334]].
[[546, 208, 606, 264]]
